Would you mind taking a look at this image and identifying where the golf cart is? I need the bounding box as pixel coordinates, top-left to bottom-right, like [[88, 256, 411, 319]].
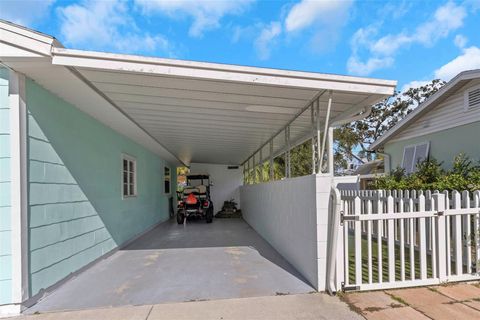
[[177, 174, 214, 224]]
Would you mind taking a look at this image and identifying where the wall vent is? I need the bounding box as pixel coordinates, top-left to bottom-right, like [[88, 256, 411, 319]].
[[465, 85, 480, 110], [227, 166, 239, 169]]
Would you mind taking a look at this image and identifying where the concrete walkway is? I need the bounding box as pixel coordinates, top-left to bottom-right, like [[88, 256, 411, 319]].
[[26, 218, 313, 314], [12, 293, 363, 320], [343, 282, 480, 320]]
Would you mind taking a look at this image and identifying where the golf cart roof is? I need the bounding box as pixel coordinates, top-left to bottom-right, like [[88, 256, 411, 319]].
[[186, 174, 210, 180]]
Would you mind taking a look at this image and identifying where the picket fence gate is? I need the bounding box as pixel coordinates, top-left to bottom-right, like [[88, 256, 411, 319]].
[[329, 189, 480, 292]]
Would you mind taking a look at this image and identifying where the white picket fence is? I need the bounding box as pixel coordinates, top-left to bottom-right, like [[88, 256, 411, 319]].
[[333, 189, 480, 291]]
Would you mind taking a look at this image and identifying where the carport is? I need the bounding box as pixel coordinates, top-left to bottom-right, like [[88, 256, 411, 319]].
[[0, 20, 396, 314]]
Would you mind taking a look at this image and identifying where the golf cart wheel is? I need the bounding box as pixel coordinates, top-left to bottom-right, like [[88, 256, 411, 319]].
[[206, 207, 213, 223], [177, 211, 185, 224]]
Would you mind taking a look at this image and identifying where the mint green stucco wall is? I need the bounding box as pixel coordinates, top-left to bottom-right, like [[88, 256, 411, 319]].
[[384, 121, 480, 171], [0, 69, 12, 305], [26, 79, 173, 296]]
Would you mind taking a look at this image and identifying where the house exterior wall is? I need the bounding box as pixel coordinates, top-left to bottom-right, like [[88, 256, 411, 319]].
[[0, 68, 12, 305], [189, 163, 242, 213], [26, 79, 173, 297], [385, 120, 480, 171]]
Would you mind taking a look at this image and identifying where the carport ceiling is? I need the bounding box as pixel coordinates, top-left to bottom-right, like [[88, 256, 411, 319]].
[[50, 49, 396, 165], [0, 20, 396, 165]]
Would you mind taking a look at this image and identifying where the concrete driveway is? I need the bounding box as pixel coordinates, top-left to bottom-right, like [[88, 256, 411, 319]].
[[26, 218, 313, 314]]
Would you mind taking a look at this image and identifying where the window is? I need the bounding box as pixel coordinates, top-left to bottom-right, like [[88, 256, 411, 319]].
[[164, 166, 171, 194], [464, 85, 480, 110], [401, 142, 430, 174], [122, 155, 136, 198]]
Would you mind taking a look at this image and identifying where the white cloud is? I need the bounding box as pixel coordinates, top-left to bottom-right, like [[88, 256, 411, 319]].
[[347, 56, 393, 77], [454, 35, 468, 49], [134, 0, 253, 37], [283, 0, 353, 53], [434, 46, 480, 81], [254, 22, 282, 60], [57, 0, 174, 55], [0, 0, 55, 26], [284, 0, 352, 32], [347, 1, 468, 75]]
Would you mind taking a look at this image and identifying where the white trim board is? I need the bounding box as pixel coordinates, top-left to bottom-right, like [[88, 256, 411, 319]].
[[8, 69, 29, 305]]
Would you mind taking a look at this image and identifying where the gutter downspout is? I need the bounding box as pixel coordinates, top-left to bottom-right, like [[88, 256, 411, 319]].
[[375, 151, 391, 174]]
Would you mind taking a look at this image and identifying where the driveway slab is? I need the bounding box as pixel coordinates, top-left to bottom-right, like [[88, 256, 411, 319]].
[[365, 306, 429, 320], [25, 219, 313, 314], [433, 283, 480, 301]]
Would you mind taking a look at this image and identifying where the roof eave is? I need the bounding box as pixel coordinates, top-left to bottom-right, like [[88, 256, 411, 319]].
[[370, 69, 480, 151]]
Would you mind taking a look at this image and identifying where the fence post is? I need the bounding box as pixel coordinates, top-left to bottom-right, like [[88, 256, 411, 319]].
[[387, 196, 395, 283], [354, 196, 362, 286], [434, 193, 447, 282], [419, 194, 427, 280], [474, 190, 480, 274]]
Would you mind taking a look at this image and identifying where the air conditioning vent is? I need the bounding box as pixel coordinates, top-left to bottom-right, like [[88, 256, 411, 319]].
[[466, 86, 480, 110]]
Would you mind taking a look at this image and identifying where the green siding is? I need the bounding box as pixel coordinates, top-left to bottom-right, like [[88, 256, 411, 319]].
[[385, 121, 480, 171], [26, 79, 173, 296], [0, 68, 12, 305]]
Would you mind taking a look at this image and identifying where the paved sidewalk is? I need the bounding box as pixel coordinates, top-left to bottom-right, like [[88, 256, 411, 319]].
[[343, 282, 480, 320], [10, 293, 362, 320]]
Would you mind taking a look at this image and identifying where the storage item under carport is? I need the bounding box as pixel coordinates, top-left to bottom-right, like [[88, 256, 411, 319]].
[[215, 199, 242, 218]]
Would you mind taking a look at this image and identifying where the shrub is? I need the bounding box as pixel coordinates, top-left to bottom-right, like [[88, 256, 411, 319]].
[[374, 153, 480, 192]]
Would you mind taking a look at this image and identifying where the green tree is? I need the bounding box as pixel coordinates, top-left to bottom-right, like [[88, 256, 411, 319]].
[[334, 79, 446, 167]]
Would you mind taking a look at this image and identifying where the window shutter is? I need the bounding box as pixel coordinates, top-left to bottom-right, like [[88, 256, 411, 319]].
[[402, 146, 415, 173], [413, 142, 429, 170]]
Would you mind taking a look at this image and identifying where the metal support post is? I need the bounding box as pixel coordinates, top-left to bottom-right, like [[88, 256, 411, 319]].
[[328, 126, 334, 175], [269, 140, 274, 181], [311, 103, 316, 174], [259, 149, 263, 183], [316, 98, 321, 172], [320, 91, 333, 172]]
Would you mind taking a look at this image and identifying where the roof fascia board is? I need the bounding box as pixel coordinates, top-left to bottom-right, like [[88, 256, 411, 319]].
[[370, 69, 480, 150], [0, 21, 55, 57], [51, 48, 396, 95]]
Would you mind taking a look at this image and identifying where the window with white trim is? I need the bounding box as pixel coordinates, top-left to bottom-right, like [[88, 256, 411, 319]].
[[464, 85, 480, 110], [164, 166, 171, 194], [401, 142, 430, 174], [122, 155, 136, 197]]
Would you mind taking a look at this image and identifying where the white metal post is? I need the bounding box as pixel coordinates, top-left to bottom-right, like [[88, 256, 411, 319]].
[[285, 126, 291, 178], [246, 157, 250, 185], [269, 140, 274, 181], [252, 153, 257, 184], [320, 91, 332, 173], [328, 126, 334, 175], [311, 103, 316, 174], [316, 99, 321, 173], [259, 149, 263, 183]]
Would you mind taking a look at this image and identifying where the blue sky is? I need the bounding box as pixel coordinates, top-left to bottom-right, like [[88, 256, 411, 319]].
[[1, 0, 480, 90]]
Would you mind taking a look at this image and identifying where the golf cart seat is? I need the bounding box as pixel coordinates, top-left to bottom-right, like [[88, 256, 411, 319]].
[[183, 187, 199, 195], [197, 185, 207, 194]]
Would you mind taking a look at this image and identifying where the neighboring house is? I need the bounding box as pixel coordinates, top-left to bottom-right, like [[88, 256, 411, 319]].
[[371, 69, 480, 173]]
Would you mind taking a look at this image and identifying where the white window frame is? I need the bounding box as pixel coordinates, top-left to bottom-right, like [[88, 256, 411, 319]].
[[164, 166, 171, 195], [401, 141, 430, 174], [464, 84, 480, 111], [122, 154, 137, 198]]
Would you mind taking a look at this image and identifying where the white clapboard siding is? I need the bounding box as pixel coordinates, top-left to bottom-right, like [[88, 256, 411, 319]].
[[390, 79, 480, 142], [337, 189, 480, 291]]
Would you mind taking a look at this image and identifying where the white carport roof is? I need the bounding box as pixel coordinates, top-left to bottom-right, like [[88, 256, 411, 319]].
[[1, 20, 397, 166]]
